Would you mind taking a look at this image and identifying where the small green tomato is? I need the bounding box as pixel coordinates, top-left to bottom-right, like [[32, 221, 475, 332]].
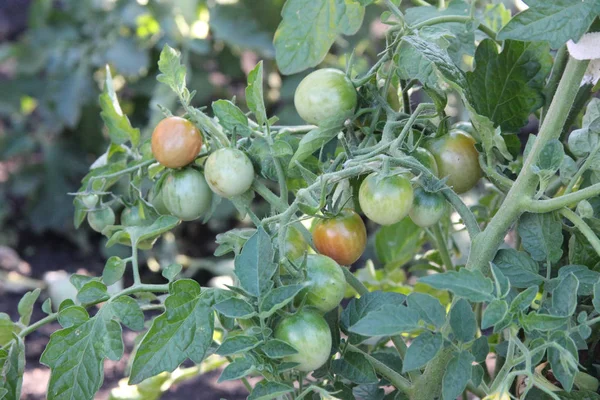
[[204, 148, 255, 198], [409, 188, 447, 227], [162, 168, 212, 221]]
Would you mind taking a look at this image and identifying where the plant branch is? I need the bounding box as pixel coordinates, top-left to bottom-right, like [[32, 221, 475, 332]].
[[525, 182, 600, 213], [412, 16, 498, 41], [560, 208, 600, 257], [346, 344, 412, 393], [433, 223, 454, 271]]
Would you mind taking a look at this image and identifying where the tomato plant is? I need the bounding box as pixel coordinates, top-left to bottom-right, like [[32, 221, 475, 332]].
[[312, 209, 367, 266], [151, 116, 203, 169], [6, 2, 600, 400]]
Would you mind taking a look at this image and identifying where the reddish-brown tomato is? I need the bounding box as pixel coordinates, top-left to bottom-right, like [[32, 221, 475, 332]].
[[312, 209, 367, 266], [151, 117, 203, 168]]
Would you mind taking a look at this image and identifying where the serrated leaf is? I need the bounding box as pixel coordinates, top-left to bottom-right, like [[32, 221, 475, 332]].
[[214, 298, 256, 319], [274, 0, 365, 75], [248, 381, 294, 400], [551, 273, 579, 317], [402, 332, 443, 373], [260, 340, 298, 358], [41, 308, 123, 400], [217, 335, 261, 356], [331, 351, 378, 384], [535, 139, 564, 174], [482, 299, 508, 330], [471, 336, 489, 364], [0, 336, 25, 400], [449, 299, 476, 343], [77, 281, 110, 304], [341, 291, 407, 343], [288, 124, 341, 168], [497, 0, 600, 49], [442, 351, 474, 400], [548, 333, 579, 391], [557, 265, 600, 296], [349, 304, 420, 336], [521, 312, 569, 332], [129, 280, 213, 384], [419, 269, 494, 302], [259, 284, 305, 318], [234, 227, 276, 297], [100, 67, 140, 146], [212, 99, 252, 137], [466, 39, 552, 131], [57, 306, 89, 328], [17, 288, 40, 326], [518, 213, 563, 263], [218, 357, 254, 382], [493, 248, 543, 288], [110, 296, 144, 331], [375, 217, 423, 267], [406, 292, 446, 330], [510, 286, 539, 313], [102, 256, 126, 286], [156, 45, 186, 95], [246, 62, 267, 126]]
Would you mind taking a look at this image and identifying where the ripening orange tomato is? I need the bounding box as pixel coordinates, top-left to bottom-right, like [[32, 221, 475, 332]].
[[151, 117, 203, 168]]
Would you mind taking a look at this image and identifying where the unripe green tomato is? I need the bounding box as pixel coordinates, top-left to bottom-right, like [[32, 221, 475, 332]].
[[81, 194, 99, 209], [162, 169, 212, 221], [409, 188, 447, 227], [204, 148, 255, 198], [411, 147, 439, 176], [425, 130, 482, 194], [284, 225, 309, 261], [294, 68, 357, 126], [274, 309, 332, 372], [87, 207, 116, 233], [121, 204, 153, 226], [297, 254, 346, 313], [358, 173, 414, 226]]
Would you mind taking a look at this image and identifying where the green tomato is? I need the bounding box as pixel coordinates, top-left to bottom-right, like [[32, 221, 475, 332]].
[[162, 168, 212, 221], [204, 148, 255, 198], [411, 147, 439, 176], [121, 203, 154, 226], [409, 188, 447, 227], [81, 194, 99, 209], [297, 255, 346, 313], [358, 173, 414, 226], [425, 130, 482, 194], [284, 224, 309, 261], [294, 68, 357, 126], [87, 207, 115, 233], [274, 309, 332, 372], [451, 121, 478, 139]]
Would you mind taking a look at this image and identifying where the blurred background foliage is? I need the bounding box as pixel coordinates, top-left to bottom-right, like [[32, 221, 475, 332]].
[[0, 0, 386, 252]]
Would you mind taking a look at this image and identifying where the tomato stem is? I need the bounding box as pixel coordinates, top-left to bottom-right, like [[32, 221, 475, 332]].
[[432, 223, 454, 271]]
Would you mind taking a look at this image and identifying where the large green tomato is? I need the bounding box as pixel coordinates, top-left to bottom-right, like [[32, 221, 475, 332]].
[[204, 148, 254, 198], [358, 173, 414, 226], [162, 168, 212, 221], [425, 130, 482, 194], [298, 254, 346, 313], [87, 207, 115, 233], [409, 188, 447, 227], [294, 69, 357, 126], [274, 309, 332, 372], [312, 210, 366, 266]]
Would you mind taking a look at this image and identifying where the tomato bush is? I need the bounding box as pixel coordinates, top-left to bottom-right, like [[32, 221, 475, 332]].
[[6, 2, 600, 400]]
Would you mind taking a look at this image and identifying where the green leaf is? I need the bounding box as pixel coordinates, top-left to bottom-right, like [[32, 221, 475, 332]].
[[534, 139, 565, 175], [212, 99, 252, 137], [41, 308, 123, 400], [471, 364, 484, 388], [442, 351, 474, 400], [260, 340, 298, 359], [510, 286, 539, 312], [42, 298, 52, 314], [57, 306, 90, 328], [77, 281, 110, 304], [406, 293, 446, 330], [157, 45, 186, 96], [466, 39, 552, 131], [449, 299, 476, 343], [341, 291, 406, 344], [497, 0, 600, 49], [349, 304, 420, 336], [518, 212, 564, 263], [491, 264, 510, 299], [234, 227, 276, 297], [419, 269, 494, 302], [482, 299, 508, 330], [17, 288, 40, 326], [288, 124, 341, 168], [551, 273, 579, 317], [557, 265, 600, 296], [521, 312, 568, 332], [259, 284, 305, 318], [493, 249, 543, 288], [471, 336, 489, 363], [548, 333, 579, 391], [402, 332, 443, 373], [0, 315, 17, 348], [110, 296, 144, 331], [352, 384, 385, 400], [218, 356, 254, 382], [375, 218, 423, 267], [102, 256, 126, 286], [246, 62, 267, 126], [216, 335, 261, 356], [594, 282, 600, 313], [99, 67, 140, 146], [214, 298, 256, 319], [274, 0, 365, 74], [129, 280, 214, 384], [0, 336, 25, 400], [248, 381, 294, 400], [162, 263, 182, 282], [331, 351, 378, 384]]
